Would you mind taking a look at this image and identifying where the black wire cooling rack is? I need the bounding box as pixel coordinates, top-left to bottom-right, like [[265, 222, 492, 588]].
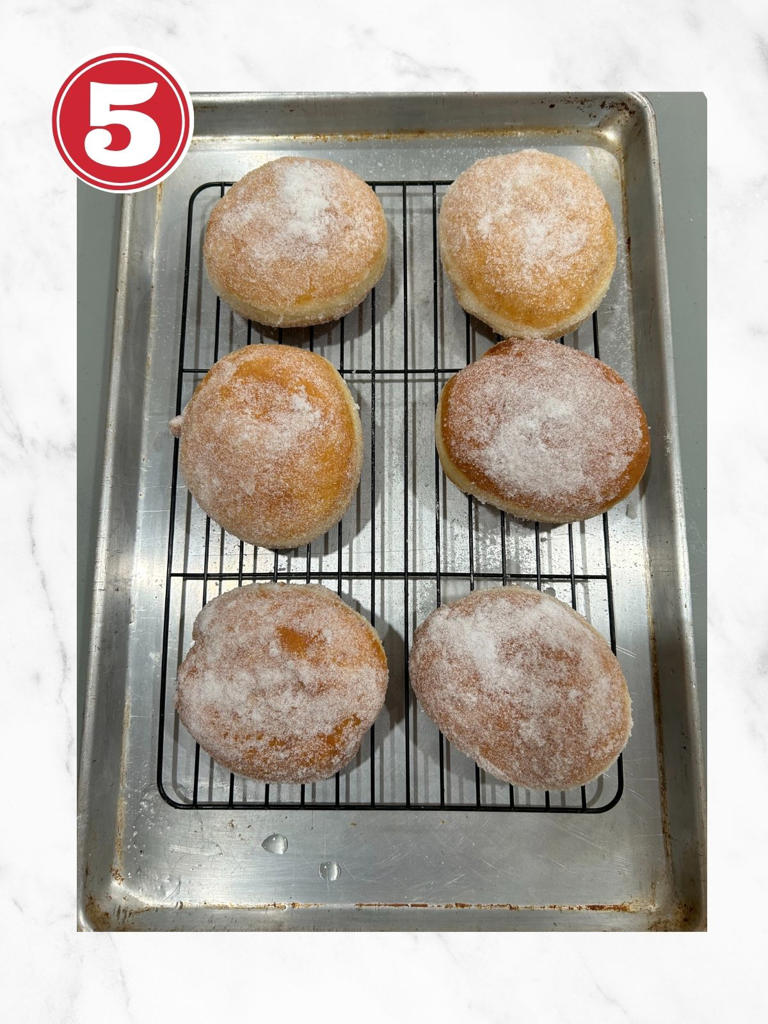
[[157, 180, 624, 814]]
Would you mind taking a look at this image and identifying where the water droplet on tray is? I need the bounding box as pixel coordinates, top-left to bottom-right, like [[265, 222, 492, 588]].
[[261, 833, 288, 855], [319, 860, 340, 881], [158, 876, 181, 901]]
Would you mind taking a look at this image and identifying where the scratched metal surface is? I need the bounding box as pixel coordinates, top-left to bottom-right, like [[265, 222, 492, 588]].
[[78, 94, 705, 930]]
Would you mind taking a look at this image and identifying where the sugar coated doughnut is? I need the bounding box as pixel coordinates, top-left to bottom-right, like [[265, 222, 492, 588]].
[[436, 338, 649, 523], [176, 583, 388, 783], [409, 586, 631, 790], [203, 157, 388, 327], [170, 344, 362, 549], [439, 150, 617, 338]]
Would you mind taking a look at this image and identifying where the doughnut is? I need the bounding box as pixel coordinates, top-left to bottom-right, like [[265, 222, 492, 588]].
[[176, 584, 388, 783], [438, 150, 617, 338], [170, 343, 363, 549], [203, 156, 388, 327], [409, 586, 632, 790], [436, 338, 650, 523]]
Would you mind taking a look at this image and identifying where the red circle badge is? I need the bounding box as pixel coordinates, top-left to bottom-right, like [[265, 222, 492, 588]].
[[52, 52, 193, 193]]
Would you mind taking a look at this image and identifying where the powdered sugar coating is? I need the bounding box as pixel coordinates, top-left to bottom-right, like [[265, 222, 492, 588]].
[[174, 344, 363, 549], [176, 584, 388, 783], [203, 157, 388, 327], [439, 150, 617, 338], [410, 586, 632, 790], [437, 338, 650, 522]]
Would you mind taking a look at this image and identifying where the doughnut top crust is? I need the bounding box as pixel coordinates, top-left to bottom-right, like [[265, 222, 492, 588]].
[[438, 150, 617, 338], [172, 344, 363, 549], [409, 586, 632, 790], [203, 157, 388, 327], [176, 583, 388, 784], [436, 338, 650, 523]]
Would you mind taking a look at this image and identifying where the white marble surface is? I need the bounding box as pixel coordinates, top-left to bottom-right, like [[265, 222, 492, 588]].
[[2, 0, 766, 1018]]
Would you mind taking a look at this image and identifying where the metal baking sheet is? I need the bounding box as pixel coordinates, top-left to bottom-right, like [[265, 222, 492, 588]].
[[78, 93, 705, 930]]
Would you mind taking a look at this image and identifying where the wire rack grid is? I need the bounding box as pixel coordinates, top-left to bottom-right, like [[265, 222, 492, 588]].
[[157, 179, 625, 814]]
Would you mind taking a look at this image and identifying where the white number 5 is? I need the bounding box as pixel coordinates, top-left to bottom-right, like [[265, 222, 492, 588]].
[[84, 82, 160, 167]]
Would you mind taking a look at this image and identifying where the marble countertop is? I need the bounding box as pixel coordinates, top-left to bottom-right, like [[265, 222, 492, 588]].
[[6, 0, 768, 1018]]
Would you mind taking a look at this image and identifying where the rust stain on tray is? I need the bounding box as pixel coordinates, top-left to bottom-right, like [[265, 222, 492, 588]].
[[354, 901, 639, 913]]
